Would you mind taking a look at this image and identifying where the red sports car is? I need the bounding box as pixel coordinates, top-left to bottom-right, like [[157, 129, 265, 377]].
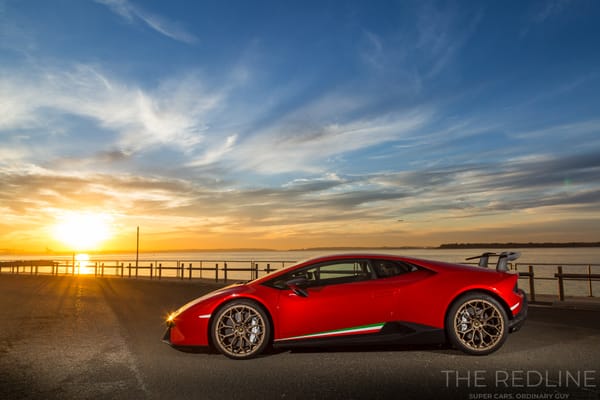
[[163, 253, 527, 359]]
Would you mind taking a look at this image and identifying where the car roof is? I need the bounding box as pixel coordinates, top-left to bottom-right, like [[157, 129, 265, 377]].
[[251, 252, 489, 285]]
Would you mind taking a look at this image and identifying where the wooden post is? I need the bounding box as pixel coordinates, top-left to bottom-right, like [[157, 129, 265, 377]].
[[588, 265, 593, 297], [528, 265, 536, 302], [557, 266, 565, 301], [224, 262, 228, 283]]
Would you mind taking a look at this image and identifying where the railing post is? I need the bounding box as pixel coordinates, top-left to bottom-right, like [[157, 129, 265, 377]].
[[128, 263, 132, 278], [150, 263, 153, 279], [588, 265, 593, 297], [215, 263, 219, 283], [180, 262, 184, 280], [528, 265, 536, 302], [254, 262, 259, 280], [557, 266, 565, 301], [266, 263, 271, 275], [224, 262, 228, 283], [188, 263, 192, 280]]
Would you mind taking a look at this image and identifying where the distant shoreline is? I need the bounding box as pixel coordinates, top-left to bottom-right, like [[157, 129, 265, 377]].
[[437, 242, 600, 249]]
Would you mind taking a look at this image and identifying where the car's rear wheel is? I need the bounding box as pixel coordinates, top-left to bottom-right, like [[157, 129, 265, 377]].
[[210, 300, 270, 360], [446, 292, 508, 355]]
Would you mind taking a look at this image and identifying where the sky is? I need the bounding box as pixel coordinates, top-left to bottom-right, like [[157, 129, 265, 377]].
[[1, 0, 599, 253]]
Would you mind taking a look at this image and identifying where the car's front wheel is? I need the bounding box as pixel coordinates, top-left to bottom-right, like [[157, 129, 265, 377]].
[[210, 300, 271, 360], [446, 292, 508, 355]]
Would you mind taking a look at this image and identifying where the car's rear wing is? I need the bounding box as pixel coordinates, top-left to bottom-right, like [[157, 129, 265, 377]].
[[465, 251, 521, 272]]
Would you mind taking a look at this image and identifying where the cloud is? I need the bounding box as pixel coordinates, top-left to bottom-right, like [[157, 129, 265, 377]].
[[0, 65, 223, 156], [532, 0, 571, 23], [1, 145, 599, 249], [228, 109, 431, 174], [414, 2, 483, 79], [188, 134, 238, 167], [96, 0, 197, 44]]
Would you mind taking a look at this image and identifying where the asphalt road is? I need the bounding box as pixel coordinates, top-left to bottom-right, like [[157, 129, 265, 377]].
[[1, 274, 599, 400]]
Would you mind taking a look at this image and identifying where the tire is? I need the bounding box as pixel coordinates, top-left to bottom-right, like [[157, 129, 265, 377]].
[[210, 300, 271, 360], [446, 292, 508, 355]]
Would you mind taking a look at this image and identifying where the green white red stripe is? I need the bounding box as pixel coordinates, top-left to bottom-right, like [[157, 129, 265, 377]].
[[277, 323, 385, 342]]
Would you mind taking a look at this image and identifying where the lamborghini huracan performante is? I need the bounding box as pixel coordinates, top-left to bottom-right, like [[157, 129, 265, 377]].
[[163, 253, 527, 359]]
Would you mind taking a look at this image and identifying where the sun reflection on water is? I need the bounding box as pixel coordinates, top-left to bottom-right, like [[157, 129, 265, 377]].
[[75, 253, 94, 275]]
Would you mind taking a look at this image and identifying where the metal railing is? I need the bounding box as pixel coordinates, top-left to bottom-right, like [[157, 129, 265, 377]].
[[1, 258, 598, 302], [512, 263, 599, 302], [0, 258, 296, 282]]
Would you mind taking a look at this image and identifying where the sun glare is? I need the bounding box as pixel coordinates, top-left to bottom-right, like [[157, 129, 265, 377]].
[[52, 212, 112, 250]]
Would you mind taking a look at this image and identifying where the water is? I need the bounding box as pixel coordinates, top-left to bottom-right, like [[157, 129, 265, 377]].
[[2, 248, 599, 298]]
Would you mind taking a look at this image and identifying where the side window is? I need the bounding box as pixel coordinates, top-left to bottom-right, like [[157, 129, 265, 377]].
[[316, 261, 372, 286], [372, 260, 418, 278], [270, 260, 373, 289]]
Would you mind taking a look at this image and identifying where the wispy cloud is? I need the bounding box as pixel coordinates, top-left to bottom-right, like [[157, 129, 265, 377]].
[[414, 2, 483, 79], [96, 0, 197, 44], [228, 107, 432, 174], [0, 64, 222, 156], [533, 0, 572, 24]]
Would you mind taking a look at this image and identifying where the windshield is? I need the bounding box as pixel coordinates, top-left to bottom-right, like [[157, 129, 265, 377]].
[[248, 257, 312, 284]]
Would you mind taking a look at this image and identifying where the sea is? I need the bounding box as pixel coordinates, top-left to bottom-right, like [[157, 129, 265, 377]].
[[1, 248, 599, 298]]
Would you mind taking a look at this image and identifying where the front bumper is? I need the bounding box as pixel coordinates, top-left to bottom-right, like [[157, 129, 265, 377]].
[[509, 290, 527, 333], [161, 314, 211, 347], [162, 326, 172, 344]]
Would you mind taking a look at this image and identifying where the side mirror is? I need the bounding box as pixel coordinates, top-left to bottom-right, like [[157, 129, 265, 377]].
[[286, 277, 309, 297]]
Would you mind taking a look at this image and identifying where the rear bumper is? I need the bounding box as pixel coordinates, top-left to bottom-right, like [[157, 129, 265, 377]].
[[509, 290, 527, 333]]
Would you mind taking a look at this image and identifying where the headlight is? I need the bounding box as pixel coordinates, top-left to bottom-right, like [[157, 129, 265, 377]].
[[166, 312, 176, 327]]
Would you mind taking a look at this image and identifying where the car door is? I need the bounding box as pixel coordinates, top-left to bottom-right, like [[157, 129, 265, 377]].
[[368, 258, 437, 325], [273, 259, 389, 342]]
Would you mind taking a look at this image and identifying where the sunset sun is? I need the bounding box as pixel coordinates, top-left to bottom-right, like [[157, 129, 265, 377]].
[[52, 212, 113, 250]]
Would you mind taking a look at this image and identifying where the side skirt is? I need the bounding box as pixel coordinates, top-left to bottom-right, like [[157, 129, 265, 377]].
[[273, 322, 445, 349]]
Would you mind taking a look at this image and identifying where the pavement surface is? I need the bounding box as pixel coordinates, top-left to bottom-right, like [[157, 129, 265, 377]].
[[0, 274, 599, 400]]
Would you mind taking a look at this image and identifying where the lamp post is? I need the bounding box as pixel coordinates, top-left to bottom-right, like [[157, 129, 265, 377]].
[[135, 226, 139, 273]]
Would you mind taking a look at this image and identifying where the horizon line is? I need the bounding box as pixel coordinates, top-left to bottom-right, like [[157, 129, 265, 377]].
[[2, 241, 600, 256]]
